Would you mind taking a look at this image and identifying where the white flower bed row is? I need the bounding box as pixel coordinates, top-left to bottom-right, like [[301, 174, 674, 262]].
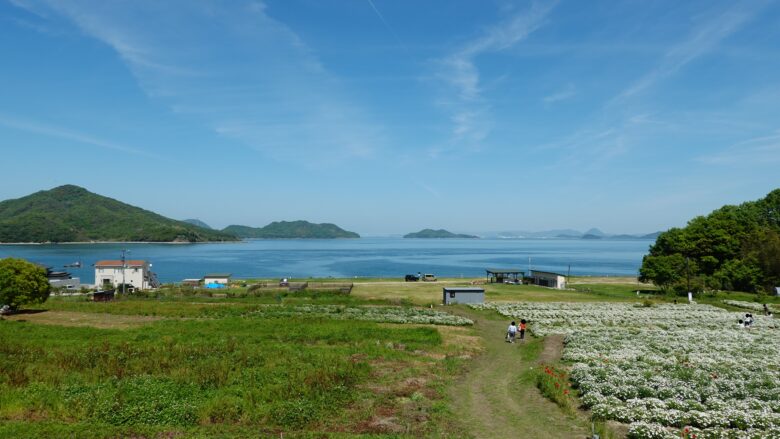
[[245, 305, 473, 326], [722, 300, 778, 313], [471, 301, 780, 438], [474, 302, 778, 335]]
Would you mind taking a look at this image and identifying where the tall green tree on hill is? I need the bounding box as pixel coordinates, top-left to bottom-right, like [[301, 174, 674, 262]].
[[0, 258, 51, 309], [640, 189, 780, 293]]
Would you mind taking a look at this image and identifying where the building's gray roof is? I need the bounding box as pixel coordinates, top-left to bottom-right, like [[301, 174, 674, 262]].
[[486, 268, 525, 274], [204, 273, 232, 278], [443, 287, 485, 293], [531, 270, 566, 277]]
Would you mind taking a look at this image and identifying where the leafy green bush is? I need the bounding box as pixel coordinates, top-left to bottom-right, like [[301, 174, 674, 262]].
[[0, 257, 50, 308]]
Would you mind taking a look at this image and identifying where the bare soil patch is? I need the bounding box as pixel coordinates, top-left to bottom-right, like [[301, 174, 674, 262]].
[[539, 334, 565, 364], [569, 276, 646, 285], [3, 310, 161, 329]]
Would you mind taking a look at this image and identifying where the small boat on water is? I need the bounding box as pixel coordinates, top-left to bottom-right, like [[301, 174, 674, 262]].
[[64, 261, 82, 268]]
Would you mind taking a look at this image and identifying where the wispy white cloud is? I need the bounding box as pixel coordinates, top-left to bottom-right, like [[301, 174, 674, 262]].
[[12, 0, 383, 165], [0, 114, 161, 159], [615, 1, 765, 101], [539, 1, 767, 172], [698, 132, 780, 165], [543, 83, 576, 104], [436, 1, 557, 147]]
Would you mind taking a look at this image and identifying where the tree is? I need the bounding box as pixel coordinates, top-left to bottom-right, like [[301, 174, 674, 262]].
[[743, 227, 780, 291], [640, 188, 780, 293], [639, 254, 686, 291], [0, 258, 51, 309]]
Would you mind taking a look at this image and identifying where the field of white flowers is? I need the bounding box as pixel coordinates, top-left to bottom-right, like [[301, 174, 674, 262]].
[[722, 300, 778, 313], [473, 302, 780, 439], [246, 304, 474, 326]]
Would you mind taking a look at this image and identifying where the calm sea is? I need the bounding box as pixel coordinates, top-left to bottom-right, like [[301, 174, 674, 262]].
[[0, 238, 652, 284]]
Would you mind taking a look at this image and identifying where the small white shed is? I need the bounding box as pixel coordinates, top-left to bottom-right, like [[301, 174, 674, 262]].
[[530, 270, 567, 289], [443, 287, 485, 305]]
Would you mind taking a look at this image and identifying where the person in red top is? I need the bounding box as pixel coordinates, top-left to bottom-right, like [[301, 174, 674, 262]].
[[519, 319, 527, 340]]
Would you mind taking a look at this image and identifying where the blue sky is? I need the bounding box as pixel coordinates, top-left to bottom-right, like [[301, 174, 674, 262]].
[[1, 0, 779, 235]]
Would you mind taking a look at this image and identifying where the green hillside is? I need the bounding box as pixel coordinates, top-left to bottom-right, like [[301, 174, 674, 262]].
[[223, 220, 359, 239], [640, 188, 780, 293], [0, 185, 238, 243], [404, 228, 479, 239], [183, 219, 212, 229]]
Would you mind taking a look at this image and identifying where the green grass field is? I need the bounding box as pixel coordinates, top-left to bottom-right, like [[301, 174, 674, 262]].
[[2, 278, 777, 438]]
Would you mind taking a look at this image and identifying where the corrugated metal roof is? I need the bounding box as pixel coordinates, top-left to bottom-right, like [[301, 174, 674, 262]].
[[486, 268, 525, 274], [443, 287, 485, 293], [204, 273, 232, 278], [95, 260, 147, 267], [531, 270, 566, 277]]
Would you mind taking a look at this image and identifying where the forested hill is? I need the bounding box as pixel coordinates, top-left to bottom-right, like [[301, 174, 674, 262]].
[[404, 229, 479, 239], [640, 189, 780, 293], [0, 185, 238, 243], [222, 221, 360, 239], [183, 219, 212, 229]]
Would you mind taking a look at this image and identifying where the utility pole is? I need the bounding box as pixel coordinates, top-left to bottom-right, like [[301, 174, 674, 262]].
[[121, 249, 129, 295]]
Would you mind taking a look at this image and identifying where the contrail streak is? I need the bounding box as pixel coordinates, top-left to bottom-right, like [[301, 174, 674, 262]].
[[366, 0, 407, 51]]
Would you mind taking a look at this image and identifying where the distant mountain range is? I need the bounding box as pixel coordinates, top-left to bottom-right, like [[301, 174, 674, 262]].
[[222, 221, 360, 239], [482, 228, 661, 240], [0, 185, 663, 242], [404, 229, 479, 239], [0, 185, 237, 243]]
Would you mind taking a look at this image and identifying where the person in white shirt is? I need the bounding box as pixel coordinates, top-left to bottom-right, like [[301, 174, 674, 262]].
[[507, 321, 518, 343]]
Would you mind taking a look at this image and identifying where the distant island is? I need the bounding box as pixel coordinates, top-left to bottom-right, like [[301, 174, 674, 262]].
[[222, 220, 360, 239], [0, 185, 238, 243], [183, 219, 212, 229], [491, 228, 661, 240], [404, 229, 479, 239]]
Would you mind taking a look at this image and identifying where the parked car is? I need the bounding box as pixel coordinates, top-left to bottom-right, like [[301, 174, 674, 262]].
[[422, 273, 437, 282], [404, 274, 419, 282], [279, 278, 289, 287]]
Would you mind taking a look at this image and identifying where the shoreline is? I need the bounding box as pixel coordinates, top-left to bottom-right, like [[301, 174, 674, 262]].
[[0, 240, 242, 245]]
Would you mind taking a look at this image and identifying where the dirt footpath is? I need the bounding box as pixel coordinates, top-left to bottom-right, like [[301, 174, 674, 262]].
[[448, 309, 586, 439]]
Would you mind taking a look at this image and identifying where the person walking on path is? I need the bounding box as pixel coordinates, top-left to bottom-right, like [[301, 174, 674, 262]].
[[506, 321, 518, 343], [519, 319, 527, 340]]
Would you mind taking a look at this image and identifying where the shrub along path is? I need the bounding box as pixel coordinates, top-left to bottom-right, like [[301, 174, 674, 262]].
[[447, 308, 587, 439]]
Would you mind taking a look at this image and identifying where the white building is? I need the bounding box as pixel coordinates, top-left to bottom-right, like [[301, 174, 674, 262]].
[[203, 273, 232, 285], [530, 270, 567, 289], [94, 260, 160, 291]]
